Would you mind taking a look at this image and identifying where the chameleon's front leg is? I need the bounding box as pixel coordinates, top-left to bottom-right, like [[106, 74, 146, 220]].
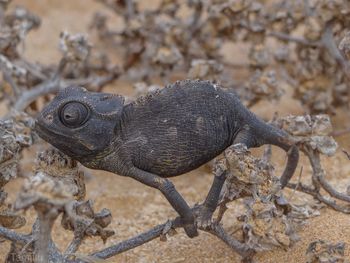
[[128, 167, 198, 238]]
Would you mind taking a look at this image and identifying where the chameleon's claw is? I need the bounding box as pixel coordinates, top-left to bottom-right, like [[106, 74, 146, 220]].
[[194, 205, 214, 230], [184, 223, 198, 238]]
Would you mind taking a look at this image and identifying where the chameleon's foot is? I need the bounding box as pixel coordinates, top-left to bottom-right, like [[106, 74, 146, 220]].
[[183, 223, 198, 238], [194, 205, 214, 230]]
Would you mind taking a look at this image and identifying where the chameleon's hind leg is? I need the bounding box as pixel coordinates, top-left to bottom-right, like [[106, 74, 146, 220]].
[[128, 167, 198, 238], [195, 169, 228, 229], [196, 130, 255, 229]]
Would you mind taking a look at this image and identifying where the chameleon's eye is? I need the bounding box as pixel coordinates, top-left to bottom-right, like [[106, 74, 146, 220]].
[[60, 102, 89, 128]]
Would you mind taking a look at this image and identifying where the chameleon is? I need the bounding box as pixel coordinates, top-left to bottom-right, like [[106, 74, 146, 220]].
[[35, 79, 299, 238]]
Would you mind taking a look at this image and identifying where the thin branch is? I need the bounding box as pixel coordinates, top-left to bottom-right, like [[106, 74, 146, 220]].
[[13, 78, 60, 111], [217, 200, 229, 223], [64, 202, 88, 256], [83, 214, 253, 262], [287, 144, 350, 214], [321, 21, 350, 80], [13, 57, 68, 113], [288, 166, 303, 201], [287, 182, 350, 213], [287, 182, 316, 195], [318, 175, 350, 203], [342, 149, 350, 160], [315, 193, 350, 213], [13, 74, 118, 112], [306, 148, 350, 203], [36, 217, 51, 263], [35, 206, 60, 263], [0, 226, 30, 244], [262, 144, 272, 162], [189, 1, 203, 36], [267, 31, 321, 47], [222, 61, 250, 69], [331, 127, 350, 137], [17, 59, 48, 81], [64, 234, 85, 257], [125, 0, 135, 21], [209, 223, 255, 259], [89, 221, 170, 259], [3, 71, 20, 97]]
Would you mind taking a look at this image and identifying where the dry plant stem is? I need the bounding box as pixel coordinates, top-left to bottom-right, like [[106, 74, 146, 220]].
[[316, 193, 350, 213], [86, 215, 254, 261], [268, 31, 321, 47], [287, 183, 350, 214], [189, 2, 203, 35], [14, 78, 60, 111], [209, 223, 255, 259], [287, 146, 350, 213], [3, 72, 20, 97], [13, 74, 117, 112], [35, 207, 60, 263], [321, 21, 350, 80], [323, 22, 350, 109], [63, 201, 90, 256], [306, 148, 350, 203], [271, 22, 350, 94], [222, 61, 249, 69], [0, 225, 30, 244], [36, 217, 51, 263], [343, 149, 350, 160], [1, 220, 63, 263], [12, 57, 67, 112], [11, 55, 119, 111], [262, 144, 272, 162], [288, 166, 303, 202], [287, 182, 316, 196], [65, 234, 85, 256], [30, 217, 64, 262], [125, 0, 134, 21], [19, 59, 48, 81], [331, 127, 350, 137], [217, 200, 229, 223], [89, 221, 170, 259], [318, 176, 350, 202], [52, 57, 68, 80]]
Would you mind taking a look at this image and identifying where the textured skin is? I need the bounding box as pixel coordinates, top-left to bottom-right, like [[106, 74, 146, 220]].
[[35, 80, 299, 237], [122, 81, 239, 176]]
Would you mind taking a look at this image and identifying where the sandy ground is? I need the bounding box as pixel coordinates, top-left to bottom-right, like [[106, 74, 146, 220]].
[[1, 0, 350, 262]]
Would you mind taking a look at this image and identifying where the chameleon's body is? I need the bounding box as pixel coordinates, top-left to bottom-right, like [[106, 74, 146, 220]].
[[35, 80, 299, 237]]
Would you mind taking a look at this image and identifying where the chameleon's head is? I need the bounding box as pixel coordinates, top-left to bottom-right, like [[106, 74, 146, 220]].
[[35, 86, 125, 160]]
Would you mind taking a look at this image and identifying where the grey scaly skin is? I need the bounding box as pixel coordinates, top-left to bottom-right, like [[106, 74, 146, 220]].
[[35, 80, 299, 238]]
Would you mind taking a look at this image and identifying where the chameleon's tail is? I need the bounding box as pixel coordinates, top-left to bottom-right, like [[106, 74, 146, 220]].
[[230, 94, 299, 188], [250, 118, 299, 189]]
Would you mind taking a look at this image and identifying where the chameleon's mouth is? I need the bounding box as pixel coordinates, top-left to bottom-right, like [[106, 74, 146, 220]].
[[34, 119, 75, 146], [34, 119, 100, 159], [34, 120, 51, 142], [34, 120, 86, 159]]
